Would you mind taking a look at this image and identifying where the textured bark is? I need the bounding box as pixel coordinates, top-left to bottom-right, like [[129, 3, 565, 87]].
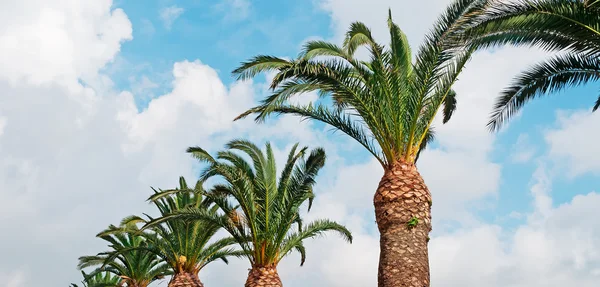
[[244, 266, 283, 287], [374, 161, 432, 287], [168, 272, 204, 287]]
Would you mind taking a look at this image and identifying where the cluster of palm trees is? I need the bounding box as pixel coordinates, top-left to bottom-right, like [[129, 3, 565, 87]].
[[72, 0, 599, 286], [72, 141, 352, 287]]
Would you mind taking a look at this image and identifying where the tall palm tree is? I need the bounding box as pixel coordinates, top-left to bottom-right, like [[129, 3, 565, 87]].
[[148, 140, 353, 287], [77, 224, 169, 287], [70, 271, 121, 287], [124, 177, 241, 287], [461, 0, 600, 130], [230, 1, 486, 286]]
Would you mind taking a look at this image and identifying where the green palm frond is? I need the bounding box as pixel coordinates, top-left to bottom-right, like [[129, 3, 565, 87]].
[[232, 1, 485, 167], [71, 271, 121, 287], [442, 89, 458, 124], [152, 141, 352, 268], [80, 177, 239, 285], [277, 219, 352, 266], [128, 177, 238, 274], [488, 53, 600, 131], [464, 0, 600, 56], [77, 225, 168, 287], [461, 0, 600, 130]]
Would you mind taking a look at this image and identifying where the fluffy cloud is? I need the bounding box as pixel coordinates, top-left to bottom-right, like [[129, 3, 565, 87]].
[[0, 0, 131, 89], [545, 110, 600, 176], [430, 167, 600, 287]]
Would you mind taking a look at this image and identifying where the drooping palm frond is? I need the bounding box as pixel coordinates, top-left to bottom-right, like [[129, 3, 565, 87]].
[[232, 1, 486, 167], [461, 0, 600, 130], [488, 54, 600, 130], [148, 140, 352, 267]]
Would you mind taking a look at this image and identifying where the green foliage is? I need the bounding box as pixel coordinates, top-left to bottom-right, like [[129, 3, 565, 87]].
[[69, 271, 120, 287], [77, 225, 169, 287], [77, 177, 240, 286], [462, 0, 600, 130], [124, 177, 241, 274], [148, 140, 352, 267], [407, 216, 420, 229], [232, 1, 487, 167]]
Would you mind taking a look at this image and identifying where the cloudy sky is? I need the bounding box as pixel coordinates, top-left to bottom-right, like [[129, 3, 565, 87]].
[[1, 0, 599, 286]]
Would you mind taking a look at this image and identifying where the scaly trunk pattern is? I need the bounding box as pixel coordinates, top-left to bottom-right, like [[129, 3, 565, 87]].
[[168, 272, 204, 287], [374, 161, 432, 287], [245, 265, 283, 287]]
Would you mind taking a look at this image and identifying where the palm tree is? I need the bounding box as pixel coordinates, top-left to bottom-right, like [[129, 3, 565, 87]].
[[149, 140, 353, 287], [77, 224, 170, 287], [70, 271, 121, 287], [124, 177, 241, 287], [461, 0, 600, 130], [229, 1, 486, 286]]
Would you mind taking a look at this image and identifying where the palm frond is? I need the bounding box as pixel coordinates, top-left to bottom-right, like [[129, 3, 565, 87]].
[[232, 3, 482, 167], [488, 53, 600, 131], [177, 141, 352, 268]]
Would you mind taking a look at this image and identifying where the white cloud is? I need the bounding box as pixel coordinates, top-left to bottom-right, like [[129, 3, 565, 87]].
[[159, 5, 184, 29], [545, 110, 600, 176], [430, 169, 600, 287], [0, 0, 131, 90], [510, 134, 536, 163]]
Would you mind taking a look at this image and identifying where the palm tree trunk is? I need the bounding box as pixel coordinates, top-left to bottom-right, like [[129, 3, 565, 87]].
[[168, 272, 204, 287], [244, 265, 283, 287], [374, 161, 432, 287]]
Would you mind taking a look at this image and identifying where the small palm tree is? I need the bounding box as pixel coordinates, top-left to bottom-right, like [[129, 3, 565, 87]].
[[149, 140, 352, 287], [462, 0, 600, 130], [70, 271, 121, 287], [77, 225, 169, 287], [230, 1, 485, 286], [125, 177, 241, 287]]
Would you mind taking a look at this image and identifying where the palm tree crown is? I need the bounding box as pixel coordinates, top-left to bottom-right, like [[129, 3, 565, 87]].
[[77, 225, 169, 287], [462, 0, 600, 130], [124, 177, 240, 275], [232, 1, 487, 167], [153, 140, 352, 268]]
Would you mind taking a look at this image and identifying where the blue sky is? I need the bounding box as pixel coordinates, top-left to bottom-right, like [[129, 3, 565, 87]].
[[1, 0, 600, 286]]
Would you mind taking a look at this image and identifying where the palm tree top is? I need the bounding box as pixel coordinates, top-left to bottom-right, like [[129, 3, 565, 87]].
[[231, 2, 487, 168], [77, 225, 169, 287], [119, 177, 241, 274], [150, 139, 352, 267]]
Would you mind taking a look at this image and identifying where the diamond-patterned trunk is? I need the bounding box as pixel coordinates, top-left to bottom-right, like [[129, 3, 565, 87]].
[[244, 265, 283, 287], [374, 161, 432, 287], [168, 272, 204, 287]]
